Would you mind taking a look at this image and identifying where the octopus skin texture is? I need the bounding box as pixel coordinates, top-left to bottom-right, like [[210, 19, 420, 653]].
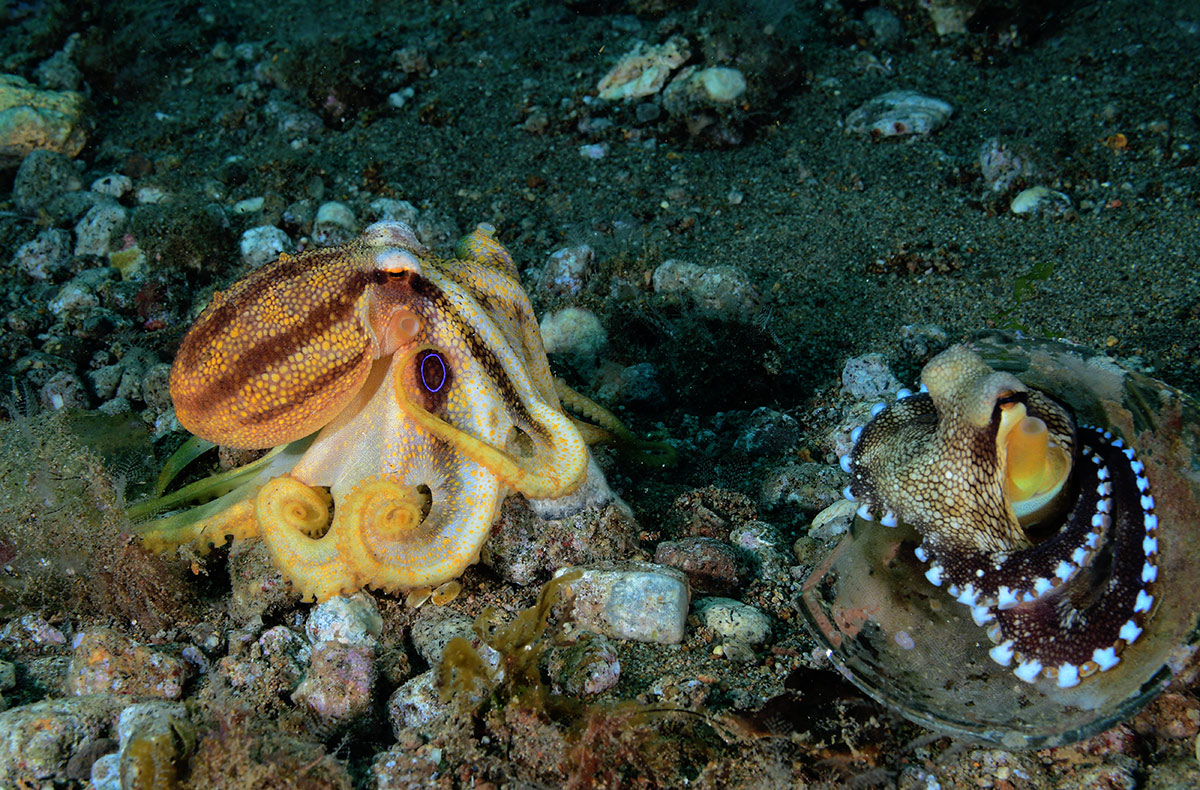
[[139, 221, 619, 602], [842, 345, 1159, 688]]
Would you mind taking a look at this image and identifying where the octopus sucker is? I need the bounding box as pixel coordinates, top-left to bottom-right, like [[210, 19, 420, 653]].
[[136, 221, 646, 602], [800, 334, 1200, 747]]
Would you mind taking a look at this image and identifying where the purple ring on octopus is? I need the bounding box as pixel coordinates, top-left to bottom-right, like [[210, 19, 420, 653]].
[[799, 334, 1200, 748]]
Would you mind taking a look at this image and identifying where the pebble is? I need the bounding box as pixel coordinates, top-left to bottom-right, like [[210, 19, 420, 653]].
[[217, 625, 310, 694], [410, 606, 488, 668], [652, 259, 760, 319], [694, 597, 772, 646], [387, 671, 445, 734], [0, 73, 89, 165], [845, 90, 953, 138], [312, 200, 357, 246], [0, 614, 68, 653], [67, 628, 191, 699], [661, 66, 747, 115], [367, 197, 419, 226], [840, 352, 902, 400], [557, 562, 690, 645], [73, 201, 127, 257], [547, 632, 621, 696], [238, 224, 292, 267], [90, 173, 132, 199], [653, 537, 744, 595], [980, 137, 1035, 195], [732, 406, 800, 456], [48, 275, 100, 319], [13, 149, 83, 213], [539, 306, 608, 362], [0, 695, 125, 785], [40, 369, 89, 410], [12, 227, 73, 280], [540, 243, 595, 296], [1010, 185, 1073, 217], [305, 593, 383, 648]]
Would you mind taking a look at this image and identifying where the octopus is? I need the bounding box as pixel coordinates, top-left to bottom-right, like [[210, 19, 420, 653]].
[[135, 221, 649, 603], [843, 344, 1158, 688], [800, 336, 1200, 747]]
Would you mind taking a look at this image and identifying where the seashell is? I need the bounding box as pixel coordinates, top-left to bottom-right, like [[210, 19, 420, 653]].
[[800, 332, 1200, 748], [845, 90, 953, 138]]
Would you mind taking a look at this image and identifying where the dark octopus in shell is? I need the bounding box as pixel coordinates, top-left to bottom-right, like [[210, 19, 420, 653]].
[[800, 335, 1200, 748]]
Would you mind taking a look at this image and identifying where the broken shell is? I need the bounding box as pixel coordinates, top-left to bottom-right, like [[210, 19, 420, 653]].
[[845, 90, 953, 138]]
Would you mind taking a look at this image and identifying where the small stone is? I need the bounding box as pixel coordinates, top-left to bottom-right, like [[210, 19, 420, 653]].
[[863, 7, 904, 46], [808, 499, 857, 542], [67, 628, 191, 699], [48, 277, 99, 319], [366, 198, 419, 226], [12, 228, 73, 280], [652, 259, 760, 319], [387, 671, 445, 734], [1010, 186, 1073, 217], [840, 353, 902, 400], [227, 541, 292, 622], [411, 606, 481, 667], [217, 625, 310, 694], [13, 149, 83, 213], [590, 361, 664, 407], [540, 244, 595, 296], [729, 521, 791, 583], [539, 306, 607, 362], [90, 753, 120, 790], [695, 597, 772, 646], [90, 173, 132, 199], [653, 537, 744, 595], [73, 202, 127, 258], [305, 593, 383, 648], [732, 407, 800, 456], [312, 200, 357, 246], [40, 370, 89, 410], [239, 225, 291, 268], [557, 562, 690, 645]]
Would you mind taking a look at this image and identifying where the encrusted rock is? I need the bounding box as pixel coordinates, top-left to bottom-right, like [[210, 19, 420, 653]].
[[732, 407, 800, 456], [227, 540, 293, 622], [312, 200, 357, 246], [292, 642, 377, 724], [13, 149, 82, 213], [410, 606, 499, 669], [597, 36, 691, 101], [555, 562, 690, 645], [115, 701, 196, 789], [653, 536, 744, 595], [73, 202, 127, 258], [759, 461, 846, 517], [0, 695, 125, 786], [0, 73, 89, 165], [90, 173, 132, 199], [67, 628, 190, 699], [487, 459, 639, 586], [729, 521, 791, 583], [546, 632, 621, 696], [387, 670, 445, 734], [217, 625, 310, 695], [840, 352, 902, 400]]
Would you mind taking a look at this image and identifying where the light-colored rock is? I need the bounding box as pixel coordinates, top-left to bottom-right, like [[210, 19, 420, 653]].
[[0, 696, 125, 785], [695, 597, 772, 646], [239, 225, 292, 268], [556, 562, 690, 645], [597, 36, 691, 101], [306, 593, 383, 648], [539, 306, 607, 361], [313, 200, 357, 246]]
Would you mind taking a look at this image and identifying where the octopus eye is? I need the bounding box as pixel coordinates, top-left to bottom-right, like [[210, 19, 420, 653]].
[[418, 350, 448, 393]]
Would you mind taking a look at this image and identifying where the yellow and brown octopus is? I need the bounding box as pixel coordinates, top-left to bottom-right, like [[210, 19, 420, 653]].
[[841, 345, 1161, 689], [137, 221, 643, 603]]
